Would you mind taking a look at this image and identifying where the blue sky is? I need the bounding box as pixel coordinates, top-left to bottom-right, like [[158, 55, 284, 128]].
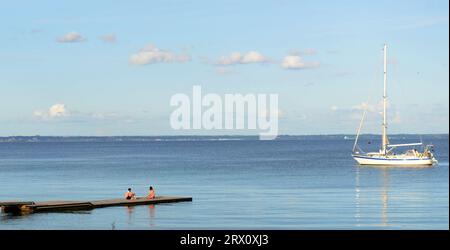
[[0, 0, 448, 136]]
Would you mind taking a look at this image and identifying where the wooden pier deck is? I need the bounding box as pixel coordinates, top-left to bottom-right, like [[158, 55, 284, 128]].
[[0, 196, 192, 214]]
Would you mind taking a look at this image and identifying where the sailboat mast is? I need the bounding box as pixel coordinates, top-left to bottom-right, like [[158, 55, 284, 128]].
[[382, 44, 388, 154]]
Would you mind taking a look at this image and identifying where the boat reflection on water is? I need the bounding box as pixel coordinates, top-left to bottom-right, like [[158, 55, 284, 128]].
[[355, 164, 434, 228], [381, 169, 389, 227]]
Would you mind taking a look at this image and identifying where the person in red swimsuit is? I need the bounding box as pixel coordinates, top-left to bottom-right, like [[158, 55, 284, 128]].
[[147, 186, 155, 199]]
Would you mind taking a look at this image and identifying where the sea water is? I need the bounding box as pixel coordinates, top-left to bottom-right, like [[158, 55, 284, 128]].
[[0, 135, 448, 229]]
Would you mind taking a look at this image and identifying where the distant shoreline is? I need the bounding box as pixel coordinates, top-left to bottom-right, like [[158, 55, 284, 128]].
[[0, 134, 447, 143], [0, 133, 448, 137]]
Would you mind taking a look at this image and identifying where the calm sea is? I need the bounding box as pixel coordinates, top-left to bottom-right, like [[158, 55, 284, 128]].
[[0, 135, 448, 229]]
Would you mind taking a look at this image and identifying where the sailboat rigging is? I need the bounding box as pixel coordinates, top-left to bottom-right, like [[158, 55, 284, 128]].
[[352, 44, 437, 166]]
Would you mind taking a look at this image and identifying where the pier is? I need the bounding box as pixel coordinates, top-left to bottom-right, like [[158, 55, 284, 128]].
[[0, 196, 192, 214]]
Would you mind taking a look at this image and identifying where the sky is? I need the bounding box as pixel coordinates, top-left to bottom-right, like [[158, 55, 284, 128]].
[[0, 0, 448, 136]]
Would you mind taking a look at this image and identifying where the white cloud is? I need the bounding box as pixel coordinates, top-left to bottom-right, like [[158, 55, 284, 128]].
[[281, 55, 320, 69], [129, 44, 191, 65], [216, 51, 269, 66], [217, 52, 241, 65], [34, 104, 70, 119], [330, 105, 339, 111], [241, 51, 269, 64], [57, 32, 85, 43], [32, 105, 142, 125], [352, 102, 373, 112], [352, 102, 381, 113], [33, 111, 45, 118], [352, 100, 391, 113], [99, 34, 116, 43], [49, 104, 69, 117]]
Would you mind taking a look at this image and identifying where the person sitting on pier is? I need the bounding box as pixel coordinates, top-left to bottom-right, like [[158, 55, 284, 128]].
[[125, 188, 136, 200], [147, 186, 155, 199]]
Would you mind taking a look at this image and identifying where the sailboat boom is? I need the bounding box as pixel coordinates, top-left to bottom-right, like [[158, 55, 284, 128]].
[[387, 143, 423, 147], [352, 105, 368, 152]]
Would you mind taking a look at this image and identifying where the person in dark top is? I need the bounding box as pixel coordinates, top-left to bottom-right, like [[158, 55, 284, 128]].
[[125, 188, 136, 200]]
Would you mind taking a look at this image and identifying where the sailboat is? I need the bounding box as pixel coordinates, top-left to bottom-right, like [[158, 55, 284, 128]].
[[352, 44, 437, 166]]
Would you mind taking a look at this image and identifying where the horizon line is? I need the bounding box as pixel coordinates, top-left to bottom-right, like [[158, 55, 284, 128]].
[[0, 133, 448, 137]]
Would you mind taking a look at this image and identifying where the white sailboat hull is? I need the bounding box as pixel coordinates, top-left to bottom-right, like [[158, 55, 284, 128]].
[[351, 44, 438, 166], [352, 154, 435, 166]]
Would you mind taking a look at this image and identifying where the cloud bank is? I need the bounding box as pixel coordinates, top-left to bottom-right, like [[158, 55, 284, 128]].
[[57, 32, 85, 43], [216, 51, 270, 66], [281, 55, 320, 70], [34, 104, 70, 119]]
